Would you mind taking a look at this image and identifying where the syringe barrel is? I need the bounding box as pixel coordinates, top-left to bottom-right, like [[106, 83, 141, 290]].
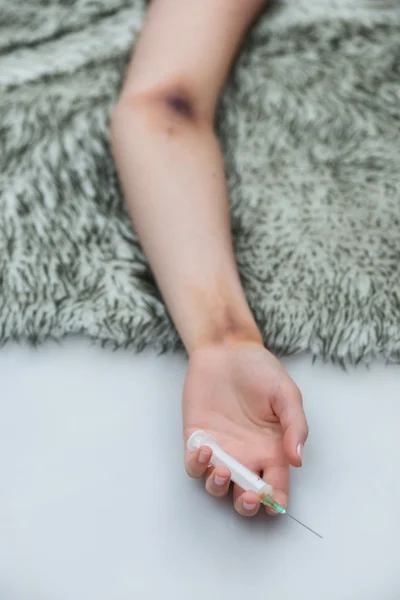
[[187, 430, 272, 497]]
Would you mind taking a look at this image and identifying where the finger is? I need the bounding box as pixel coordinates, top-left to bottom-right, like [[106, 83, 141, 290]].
[[261, 465, 289, 516], [205, 465, 231, 497], [233, 487, 261, 517], [273, 383, 309, 467], [185, 446, 212, 478]]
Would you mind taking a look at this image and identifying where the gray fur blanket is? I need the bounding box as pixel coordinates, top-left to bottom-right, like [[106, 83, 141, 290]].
[[1, 0, 400, 363]]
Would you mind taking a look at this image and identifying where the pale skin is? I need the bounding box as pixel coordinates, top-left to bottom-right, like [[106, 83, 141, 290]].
[[110, 0, 309, 517]]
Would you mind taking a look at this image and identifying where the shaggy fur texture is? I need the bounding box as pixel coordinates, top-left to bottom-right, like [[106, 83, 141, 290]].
[[1, 0, 400, 362]]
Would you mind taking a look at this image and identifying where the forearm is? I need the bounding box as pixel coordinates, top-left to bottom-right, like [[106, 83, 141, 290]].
[[111, 101, 261, 352]]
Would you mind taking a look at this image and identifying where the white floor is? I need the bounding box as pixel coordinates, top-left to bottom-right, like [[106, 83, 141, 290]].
[[1, 339, 399, 600]]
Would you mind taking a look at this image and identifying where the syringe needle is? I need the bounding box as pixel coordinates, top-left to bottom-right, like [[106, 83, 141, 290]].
[[261, 495, 323, 539], [186, 431, 323, 539], [285, 512, 323, 539]]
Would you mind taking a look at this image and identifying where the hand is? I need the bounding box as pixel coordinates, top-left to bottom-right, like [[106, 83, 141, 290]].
[[183, 341, 308, 517]]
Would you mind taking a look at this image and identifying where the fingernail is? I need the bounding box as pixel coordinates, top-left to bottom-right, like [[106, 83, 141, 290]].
[[199, 450, 210, 464], [215, 475, 228, 486], [243, 502, 257, 511], [297, 443, 304, 462]]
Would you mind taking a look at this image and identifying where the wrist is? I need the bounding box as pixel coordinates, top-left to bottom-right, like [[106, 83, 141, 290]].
[[188, 291, 263, 354]]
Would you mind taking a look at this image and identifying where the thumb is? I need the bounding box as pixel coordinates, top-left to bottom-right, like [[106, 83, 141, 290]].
[[273, 383, 309, 467]]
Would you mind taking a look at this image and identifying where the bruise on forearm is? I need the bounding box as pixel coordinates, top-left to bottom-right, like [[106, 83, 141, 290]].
[[186, 282, 263, 350]]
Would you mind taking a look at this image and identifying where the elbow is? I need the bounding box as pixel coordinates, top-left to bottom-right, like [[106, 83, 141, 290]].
[[110, 82, 215, 150]]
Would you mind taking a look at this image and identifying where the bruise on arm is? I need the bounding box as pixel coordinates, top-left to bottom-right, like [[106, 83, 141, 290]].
[[117, 0, 269, 121], [164, 94, 195, 121]]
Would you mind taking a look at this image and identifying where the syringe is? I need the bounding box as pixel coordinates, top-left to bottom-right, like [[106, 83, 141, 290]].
[[187, 430, 322, 538]]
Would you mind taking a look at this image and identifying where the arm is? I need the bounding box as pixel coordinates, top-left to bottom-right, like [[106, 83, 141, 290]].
[[111, 0, 308, 517], [110, 0, 266, 353]]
